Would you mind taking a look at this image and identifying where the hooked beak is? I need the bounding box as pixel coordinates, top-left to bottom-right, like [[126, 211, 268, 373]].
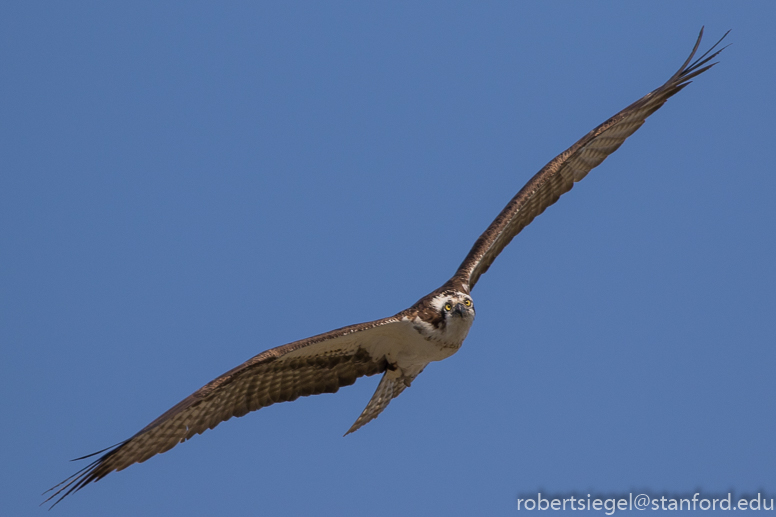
[[452, 303, 466, 316]]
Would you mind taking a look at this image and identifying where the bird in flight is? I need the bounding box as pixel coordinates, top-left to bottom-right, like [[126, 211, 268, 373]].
[[46, 29, 727, 507]]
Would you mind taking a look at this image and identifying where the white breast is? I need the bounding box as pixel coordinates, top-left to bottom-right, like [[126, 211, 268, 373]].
[[385, 315, 472, 367]]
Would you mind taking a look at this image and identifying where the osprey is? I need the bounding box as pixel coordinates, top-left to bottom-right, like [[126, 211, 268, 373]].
[[46, 29, 727, 507]]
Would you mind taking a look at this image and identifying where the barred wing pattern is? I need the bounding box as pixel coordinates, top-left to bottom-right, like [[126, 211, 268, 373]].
[[450, 29, 727, 292], [45, 317, 405, 507]]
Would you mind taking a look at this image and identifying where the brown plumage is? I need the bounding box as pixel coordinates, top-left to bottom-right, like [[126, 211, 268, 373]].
[[45, 28, 727, 508], [45, 317, 401, 505], [448, 28, 728, 292]]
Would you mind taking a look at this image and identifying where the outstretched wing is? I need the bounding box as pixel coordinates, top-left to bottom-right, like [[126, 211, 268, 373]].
[[45, 316, 410, 508], [449, 28, 727, 292]]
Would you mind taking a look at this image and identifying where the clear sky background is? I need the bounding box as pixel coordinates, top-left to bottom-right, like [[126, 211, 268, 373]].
[[2, 2, 774, 516]]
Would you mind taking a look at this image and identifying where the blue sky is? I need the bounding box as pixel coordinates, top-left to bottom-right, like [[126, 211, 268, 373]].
[[2, 2, 775, 516]]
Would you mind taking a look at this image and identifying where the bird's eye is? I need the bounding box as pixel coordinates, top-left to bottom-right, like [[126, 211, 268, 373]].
[[464, 299, 471, 307], [444, 303, 452, 312]]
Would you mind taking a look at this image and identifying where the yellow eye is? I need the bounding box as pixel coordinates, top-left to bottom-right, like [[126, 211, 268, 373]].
[[444, 303, 452, 311], [464, 299, 471, 307]]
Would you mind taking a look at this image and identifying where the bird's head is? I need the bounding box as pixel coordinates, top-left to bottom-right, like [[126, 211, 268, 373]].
[[423, 290, 476, 345], [430, 291, 476, 322]]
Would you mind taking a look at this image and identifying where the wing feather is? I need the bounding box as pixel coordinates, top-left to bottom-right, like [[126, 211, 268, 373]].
[[44, 317, 402, 508], [449, 28, 727, 291]]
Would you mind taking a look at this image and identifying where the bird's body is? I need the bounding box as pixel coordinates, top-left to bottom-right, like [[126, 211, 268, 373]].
[[45, 29, 727, 508]]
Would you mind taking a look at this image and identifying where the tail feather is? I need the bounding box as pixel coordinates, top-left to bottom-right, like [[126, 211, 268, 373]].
[[345, 365, 426, 435]]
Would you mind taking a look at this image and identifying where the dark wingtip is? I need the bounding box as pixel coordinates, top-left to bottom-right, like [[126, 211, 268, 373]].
[[42, 440, 128, 510], [69, 441, 124, 462], [686, 28, 730, 72]]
